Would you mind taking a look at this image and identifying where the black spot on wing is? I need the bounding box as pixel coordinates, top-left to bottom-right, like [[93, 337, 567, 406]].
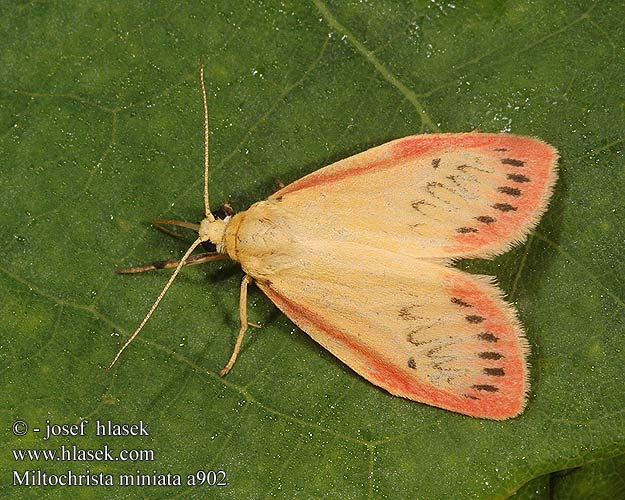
[[478, 332, 499, 343], [451, 297, 471, 307], [457, 164, 491, 174], [501, 158, 525, 167], [507, 173, 530, 183], [425, 181, 462, 209], [432, 158, 441, 168], [472, 384, 499, 392], [426, 345, 443, 357], [493, 203, 517, 212], [411, 199, 435, 214], [463, 394, 480, 400], [407, 325, 439, 345], [479, 351, 504, 360], [476, 215, 496, 224], [494, 148, 508, 152], [408, 357, 416, 369], [484, 367, 505, 376], [457, 227, 478, 234], [399, 305, 420, 321], [497, 186, 521, 197], [466, 315, 485, 324]]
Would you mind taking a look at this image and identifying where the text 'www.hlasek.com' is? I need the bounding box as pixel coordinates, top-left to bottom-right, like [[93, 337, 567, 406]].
[[11, 418, 227, 488]]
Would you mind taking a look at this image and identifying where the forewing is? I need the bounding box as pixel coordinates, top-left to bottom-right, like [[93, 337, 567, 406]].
[[270, 133, 557, 259], [256, 242, 528, 419]]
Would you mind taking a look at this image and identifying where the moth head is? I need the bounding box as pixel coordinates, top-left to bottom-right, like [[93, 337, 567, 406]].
[[199, 216, 229, 246]]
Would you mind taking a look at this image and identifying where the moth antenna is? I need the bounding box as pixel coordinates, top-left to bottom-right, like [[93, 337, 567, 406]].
[[199, 56, 214, 221], [108, 237, 203, 370]]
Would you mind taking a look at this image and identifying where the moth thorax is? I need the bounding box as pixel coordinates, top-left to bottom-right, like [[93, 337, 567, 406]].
[[199, 217, 229, 249]]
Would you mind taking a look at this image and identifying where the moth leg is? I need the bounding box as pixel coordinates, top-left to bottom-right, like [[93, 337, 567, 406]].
[[152, 218, 200, 239], [116, 252, 227, 274], [219, 274, 253, 377]]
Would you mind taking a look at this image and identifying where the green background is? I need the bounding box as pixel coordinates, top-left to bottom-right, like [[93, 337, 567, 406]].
[[1, 1, 624, 498]]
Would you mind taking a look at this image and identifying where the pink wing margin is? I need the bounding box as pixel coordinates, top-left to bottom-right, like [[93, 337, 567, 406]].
[[271, 133, 558, 259], [259, 270, 528, 420]]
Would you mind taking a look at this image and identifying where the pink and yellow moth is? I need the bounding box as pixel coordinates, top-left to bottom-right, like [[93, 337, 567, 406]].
[[111, 63, 558, 420]]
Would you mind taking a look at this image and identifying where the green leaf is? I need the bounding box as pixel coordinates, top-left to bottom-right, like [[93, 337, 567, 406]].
[[1, 1, 624, 499], [551, 453, 625, 499], [508, 475, 550, 500]]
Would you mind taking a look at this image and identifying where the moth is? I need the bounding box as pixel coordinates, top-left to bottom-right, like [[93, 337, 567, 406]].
[[111, 62, 558, 420]]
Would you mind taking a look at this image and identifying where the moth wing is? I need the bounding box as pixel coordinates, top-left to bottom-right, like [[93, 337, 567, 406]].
[[270, 133, 557, 259], [256, 242, 528, 420]]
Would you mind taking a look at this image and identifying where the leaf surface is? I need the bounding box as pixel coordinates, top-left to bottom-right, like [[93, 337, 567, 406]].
[[1, 1, 624, 498]]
